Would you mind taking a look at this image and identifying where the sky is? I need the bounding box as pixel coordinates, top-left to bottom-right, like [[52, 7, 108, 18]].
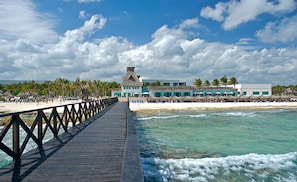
[[0, 0, 297, 86]]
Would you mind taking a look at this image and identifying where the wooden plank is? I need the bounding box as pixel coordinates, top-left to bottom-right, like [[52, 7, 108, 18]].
[[0, 102, 140, 182]]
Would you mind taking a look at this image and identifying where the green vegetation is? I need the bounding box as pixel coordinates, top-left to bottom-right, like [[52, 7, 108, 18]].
[[194, 79, 202, 87], [0, 78, 120, 99], [220, 75, 228, 86], [194, 76, 237, 88], [272, 85, 297, 96]]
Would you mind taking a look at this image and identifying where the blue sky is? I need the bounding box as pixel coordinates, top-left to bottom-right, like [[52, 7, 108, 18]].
[[0, 0, 297, 85]]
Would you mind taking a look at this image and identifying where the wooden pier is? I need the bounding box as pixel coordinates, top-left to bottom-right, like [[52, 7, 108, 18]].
[[0, 101, 143, 181]]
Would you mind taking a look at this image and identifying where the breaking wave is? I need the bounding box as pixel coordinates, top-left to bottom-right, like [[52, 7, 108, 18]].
[[142, 152, 297, 182]]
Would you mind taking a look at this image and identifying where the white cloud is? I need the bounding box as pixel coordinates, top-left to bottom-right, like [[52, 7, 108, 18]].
[[0, 0, 58, 42], [79, 10, 88, 19], [200, 2, 227, 21], [179, 18, 199, 29], [256, 14, 297, 43], [0, 16, 297, 85], [64, 15, 107, 42], [200, 0, 296, 30]]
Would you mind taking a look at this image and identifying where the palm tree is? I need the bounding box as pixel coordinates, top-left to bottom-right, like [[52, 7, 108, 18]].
[[203, 80, 210, 87], [54, 78, 69, 99], [228, 77, 238, 88], [194, 79, 203, 88], [80, 80, 88, 100], [44, 80, 52, 98], [220, 76, 228, 87], [212, 79, 219, 87], [73, 78, 82, 97], [92, 80, 101, 98], [156, 81, 161, 86]]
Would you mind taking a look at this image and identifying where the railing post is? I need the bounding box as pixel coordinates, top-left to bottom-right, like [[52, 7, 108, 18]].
[[91, 101, 95, 116], [71, 104, 76, 126], [78, 103, 82, 122], [52, 107, 58, 137], [64, 105, 68, 132], [12, 114, 20, 161], [37, 110, 43, 146]]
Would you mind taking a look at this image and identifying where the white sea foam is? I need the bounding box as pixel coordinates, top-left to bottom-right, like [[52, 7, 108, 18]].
[[142, 152, 297, 181], [216, 111, 257, 118], [137, 113, 209, 121], [187, 114, 208, 118], [137, 115, 180, 121], [262, 109, 288, 113]]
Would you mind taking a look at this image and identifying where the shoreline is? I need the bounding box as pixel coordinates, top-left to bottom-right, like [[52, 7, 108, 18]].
[[2, 100, 297, 113], [129, 102, 297, 112]]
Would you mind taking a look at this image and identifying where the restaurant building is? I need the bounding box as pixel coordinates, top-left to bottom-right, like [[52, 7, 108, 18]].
[[111, 67, 272, 98]]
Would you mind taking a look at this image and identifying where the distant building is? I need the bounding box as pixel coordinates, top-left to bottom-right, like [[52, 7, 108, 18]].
[[140, 78, 186, 87], [111, 67, 272, 98], [120, 67, 143, 97], [224, 84, 272, 97]]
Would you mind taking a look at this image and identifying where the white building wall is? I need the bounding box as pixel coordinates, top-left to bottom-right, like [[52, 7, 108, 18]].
[[140, 78, 182, 86], [231, 84, 272, 96], [121, 86, 142, 97]]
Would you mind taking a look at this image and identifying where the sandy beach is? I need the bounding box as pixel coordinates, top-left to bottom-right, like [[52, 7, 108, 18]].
[[0, 99, 82, 113], [2, 99, 297, 113], [129, 101, 297, 112]]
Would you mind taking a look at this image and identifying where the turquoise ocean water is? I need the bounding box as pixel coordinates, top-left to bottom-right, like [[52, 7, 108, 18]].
[[134, 109, 297, 181]]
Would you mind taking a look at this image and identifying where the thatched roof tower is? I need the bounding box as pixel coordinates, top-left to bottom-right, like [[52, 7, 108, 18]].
[[121, 67, 143, 87]]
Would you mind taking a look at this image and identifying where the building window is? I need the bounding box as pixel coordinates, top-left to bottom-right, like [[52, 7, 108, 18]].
[[262, 91, 269, 95], [164, 92, 171, 97], [164, 82, 170, 86], [243, 91, 247, 96], [253, 91, 260, 95], [174, 92, 181, 97], [184, 92, 190, 96], [155, 92, 161, 97]]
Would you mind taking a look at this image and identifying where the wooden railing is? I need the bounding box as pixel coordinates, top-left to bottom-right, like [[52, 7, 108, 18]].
[[0, 97, 118, 161]]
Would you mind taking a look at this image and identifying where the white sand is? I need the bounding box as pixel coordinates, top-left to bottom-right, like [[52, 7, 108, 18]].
[[0, 99, 82, 113], [129, 102, 297, 112], [2, 100, 296, 113]]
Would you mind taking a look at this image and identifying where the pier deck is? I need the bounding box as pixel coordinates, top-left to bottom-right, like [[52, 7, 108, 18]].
[[0, 102, 143, 181]]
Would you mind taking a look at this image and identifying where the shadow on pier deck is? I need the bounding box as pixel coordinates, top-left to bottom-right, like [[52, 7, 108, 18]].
[[0, 101, 143, 182]]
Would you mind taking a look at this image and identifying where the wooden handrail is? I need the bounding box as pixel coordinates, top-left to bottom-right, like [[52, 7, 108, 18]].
[[0, 97, 118, 161]]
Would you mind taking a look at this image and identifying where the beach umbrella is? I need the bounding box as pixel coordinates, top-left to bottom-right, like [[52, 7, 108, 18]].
[[182, 96, 193, 102], [30, 91, 39, 97], [160, 96, 170, 103], [16, 92, 29, 99], [171, 96, 181, 103], [4, 91, 14, 98], [16, 92, 24, 97]]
